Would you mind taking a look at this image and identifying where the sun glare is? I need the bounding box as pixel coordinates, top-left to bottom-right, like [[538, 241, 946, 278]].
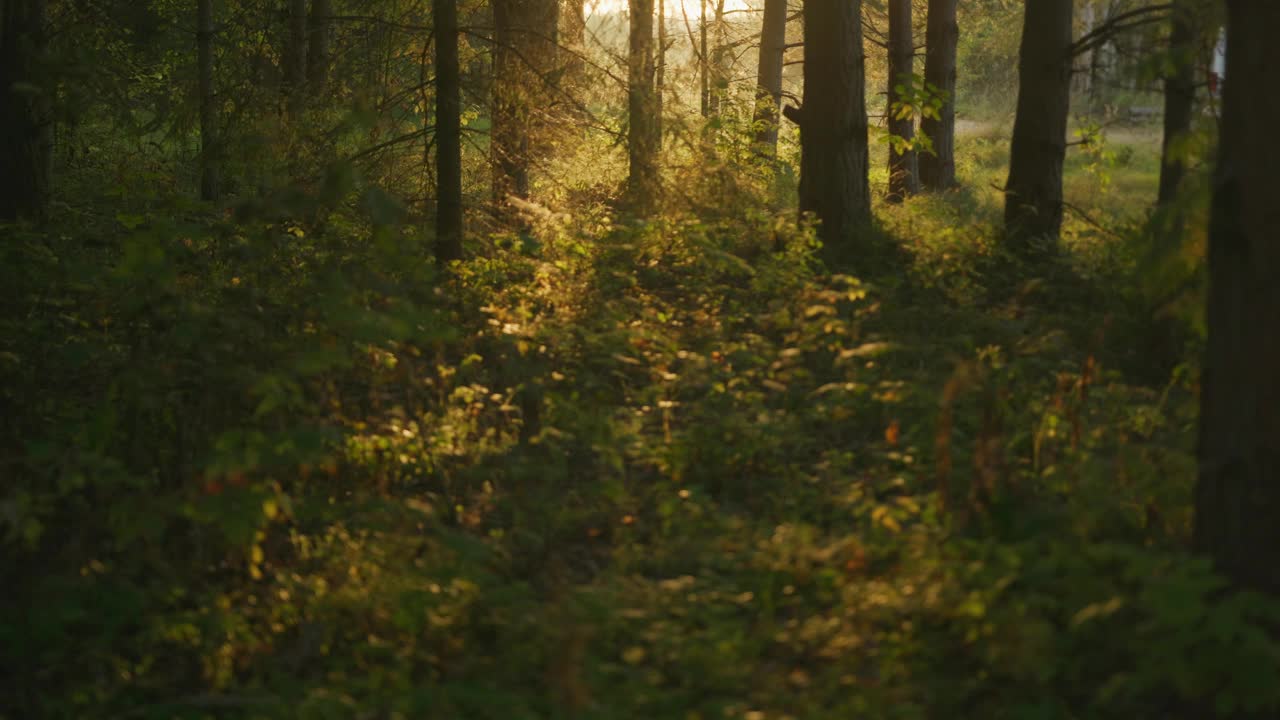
[[590, 0, 759, 16]]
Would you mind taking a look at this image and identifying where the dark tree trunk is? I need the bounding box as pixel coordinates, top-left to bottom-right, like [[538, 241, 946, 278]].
[[886, 0, 919, 202], [919, 0, 957, 191], [1157, 0, 1195, 206], [0, 0, 50, 222], [307, 0, 331, 94], [435, 0, 463, 263], [198, 0, 219, 201], [628, 0, 659, 213], [491, 0, 559, 214], [1195, 1, 1280, 598], [1003, 0, 1073, 252], [752, 0, 786, 154], [797, 0, 871, 248], [284, 0, 307, 111]]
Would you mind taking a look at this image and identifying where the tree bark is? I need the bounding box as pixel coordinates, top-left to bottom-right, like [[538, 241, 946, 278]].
[[919, 0, 957, 191], [198, 0, 220, 201], [886, 0, 919, 202], [307, 0, 331, 94], [491, 0, 559, 213], [1003, 0, 1073, 252], [797, 0, 871, 248], [752, 0, 787, 154], [0, 0, 50, 222], [435, 0, 463, 264], [1157, 0, 1195, 206], [1194, 1, 1280, 598], [628, 0, 659, 214]]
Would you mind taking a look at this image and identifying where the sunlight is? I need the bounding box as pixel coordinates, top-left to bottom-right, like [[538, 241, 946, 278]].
[[590, 0, 758, 17]]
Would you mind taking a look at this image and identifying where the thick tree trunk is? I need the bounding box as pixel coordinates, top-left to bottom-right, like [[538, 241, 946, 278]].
[[307, 0, 331, 94], [491, 0, 559, 213], [435, 0, 463, 263], [1194, 1, 1280, 598], [1157, 0, 1195, 206], [919, 0, 957, 191], [797, 0, 871, 248], [1003, 0, 1073, 252], [284, 0, 307, 112], [198, 0, 220, 201], [628, 0, 659, 213], [752, 0, 787, 154], [886, 0, 919, 202], [0, 0, 50, 222]]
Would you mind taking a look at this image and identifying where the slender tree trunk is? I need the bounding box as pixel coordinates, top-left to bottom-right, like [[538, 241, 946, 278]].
[[708, 0, 727, 115], [1003, 0, 1073, 252], [0, 0, 50, 222], [886, 0, 919, 202], [198, 0, 220, 201], [1195, 0, 1280, 599], [752, 0, 786, 154], [435, 0, 463, 263], [1075, 1, 1095, 97], [1157, 0, 1195, 206], [491, 0, 559, 214], [307, 0, 331, 94], [656, 0, 665, 140], [796, 0, 871, 248], [284, 0, 307, 113], [628, 0, 659, 213], [561, 0, 586, 83], [699, 0, 709, 116], [919, 0, 957, 191]]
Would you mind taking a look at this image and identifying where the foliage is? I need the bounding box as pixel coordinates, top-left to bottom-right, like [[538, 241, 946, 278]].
[[1, 2, 1271, 718]]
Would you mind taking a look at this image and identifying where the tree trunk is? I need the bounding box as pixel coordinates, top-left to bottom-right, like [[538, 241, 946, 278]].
[[198, 0, 219, 201], [307, 0, 331, 94], [699, 0, 709, 116], [284, 0, 307, 112], [1194, 1, 1280, 598], [797, 0, 871, 248], [1003, 0, 1073, 252], [886, 0, 919, 202], [491, 0, 559, 214], [656, 0, 665, 139], [919, 0, 957, 191], [0, 0, 50, 222], [628, 0, 659, 213], [561, 0, 585, 83], [708, 0, 727, 115], [435, 0, 464, 264], [752, 0, 786, 154], [1157, 0, 1195, 206]]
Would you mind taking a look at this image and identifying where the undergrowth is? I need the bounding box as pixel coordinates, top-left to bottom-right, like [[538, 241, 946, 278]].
[[3, 125, 1276, 720]]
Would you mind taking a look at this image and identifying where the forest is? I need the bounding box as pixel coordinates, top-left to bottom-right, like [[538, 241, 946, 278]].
[[2, 0, 1278, 717]]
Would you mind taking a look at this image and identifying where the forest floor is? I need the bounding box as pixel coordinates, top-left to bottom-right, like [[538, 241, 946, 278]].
[[6, 125, 1236, 719]]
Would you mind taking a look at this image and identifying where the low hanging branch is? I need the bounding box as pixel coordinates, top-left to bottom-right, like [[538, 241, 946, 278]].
[[1071, 3, 1173, 58]]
